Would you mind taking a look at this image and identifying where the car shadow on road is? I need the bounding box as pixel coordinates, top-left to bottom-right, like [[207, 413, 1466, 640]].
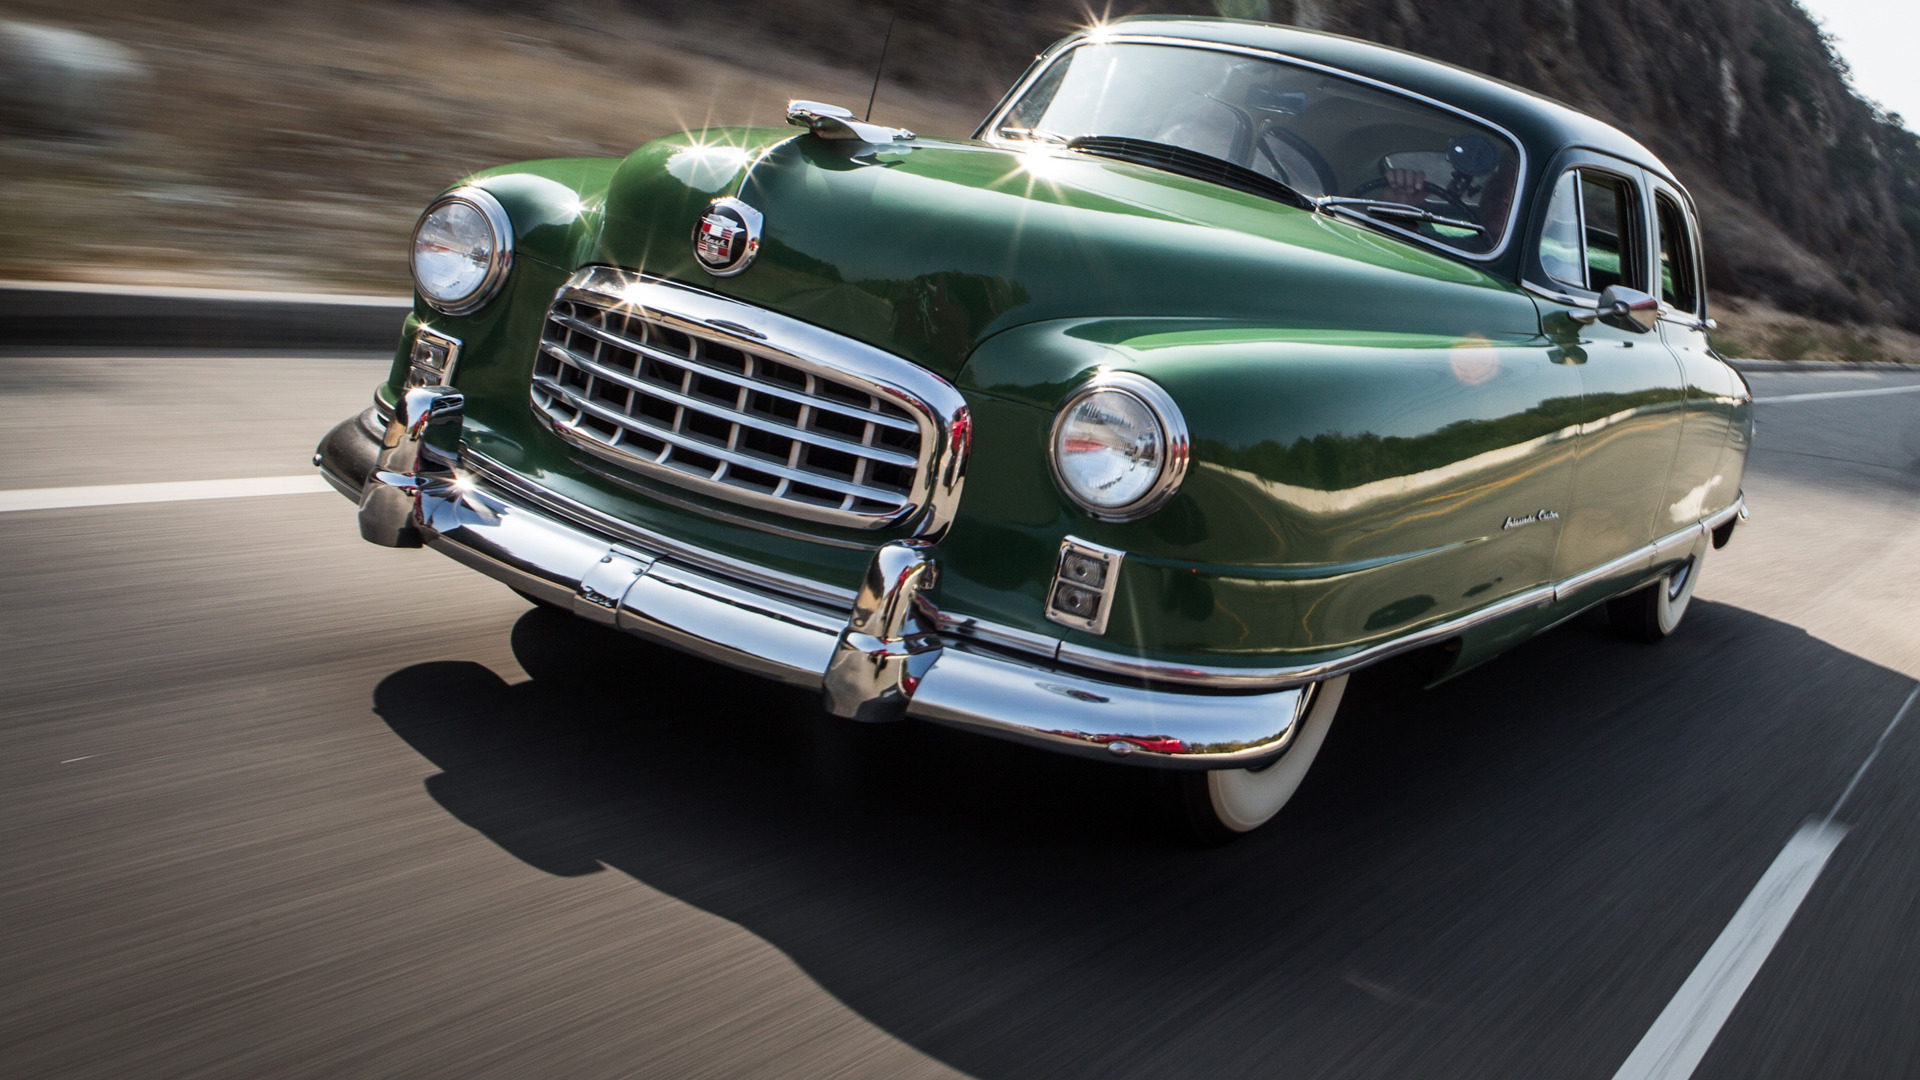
[[372, 600, 1913, 1080]]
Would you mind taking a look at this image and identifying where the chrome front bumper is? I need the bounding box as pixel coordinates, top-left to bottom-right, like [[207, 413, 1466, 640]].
[[317, 391, 1309, 770]]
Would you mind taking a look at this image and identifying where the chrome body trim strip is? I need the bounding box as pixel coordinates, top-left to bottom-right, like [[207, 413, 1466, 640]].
[[1703, 496, 1744, 532], [1553, 545, 1657, 603], [935, 612, 1064, 660], [1054, 496, 1748, 690], [978, 33, 1529, 264], [1058, 583, 1557, 690]]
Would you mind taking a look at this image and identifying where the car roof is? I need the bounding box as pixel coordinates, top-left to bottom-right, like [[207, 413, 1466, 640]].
[[1095, 16, 1678, 185]]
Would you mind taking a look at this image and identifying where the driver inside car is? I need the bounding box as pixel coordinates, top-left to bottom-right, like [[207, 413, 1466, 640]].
[[1381, 158, 1518, 234]]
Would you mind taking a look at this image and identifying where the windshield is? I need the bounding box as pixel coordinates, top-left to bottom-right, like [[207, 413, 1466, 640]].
[[993, 41, 1523, 256]]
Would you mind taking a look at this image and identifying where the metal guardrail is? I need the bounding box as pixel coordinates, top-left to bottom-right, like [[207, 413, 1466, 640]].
[[5, 280, 1913, 367], [0, 280, 411, 351]]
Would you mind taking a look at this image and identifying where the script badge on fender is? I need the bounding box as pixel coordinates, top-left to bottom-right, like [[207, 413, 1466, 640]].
[[692, 197, 763, 277]]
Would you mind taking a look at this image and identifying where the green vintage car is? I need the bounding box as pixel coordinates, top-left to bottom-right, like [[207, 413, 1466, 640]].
[[316, 17, 1750, 842]]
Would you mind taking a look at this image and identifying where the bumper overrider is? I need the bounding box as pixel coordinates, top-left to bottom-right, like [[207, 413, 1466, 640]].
[[317, 385, 1313, 770]]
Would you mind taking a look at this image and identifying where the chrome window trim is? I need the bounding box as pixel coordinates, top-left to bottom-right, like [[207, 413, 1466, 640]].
[[1522, 164, 1647, 302], [1048, 370, 1191, 522], [1521, 279, 1599, 309], [1649, 182, 1708, 322], [411, 186, 514, 316], [978, 33, 1530, 264], [532, 267, 970, 537]]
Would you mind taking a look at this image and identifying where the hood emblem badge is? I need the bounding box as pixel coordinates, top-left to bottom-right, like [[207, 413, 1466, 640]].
[[693, 197, 763, 277]]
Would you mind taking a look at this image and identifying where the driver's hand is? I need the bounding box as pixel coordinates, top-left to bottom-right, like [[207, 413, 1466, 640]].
[[1383, 167, 1427, 207]]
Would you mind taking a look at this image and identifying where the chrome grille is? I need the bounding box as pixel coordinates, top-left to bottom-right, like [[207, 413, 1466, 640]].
[[532, 288, 942, 529]]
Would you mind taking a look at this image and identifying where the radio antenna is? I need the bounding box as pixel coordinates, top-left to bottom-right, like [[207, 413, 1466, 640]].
[[865, 12, 897, 122]]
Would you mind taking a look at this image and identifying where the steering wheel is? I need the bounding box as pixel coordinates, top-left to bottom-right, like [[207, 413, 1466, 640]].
[[1253, 127, 1336, 195], [1346, 175, 1477, 224]]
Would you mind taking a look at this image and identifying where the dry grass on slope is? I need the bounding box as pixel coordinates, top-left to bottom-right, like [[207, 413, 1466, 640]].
[[0, 0, 986, 292]]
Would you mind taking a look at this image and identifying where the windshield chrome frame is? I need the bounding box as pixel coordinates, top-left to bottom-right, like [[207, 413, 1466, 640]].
[[976, 33, 1529, 264]]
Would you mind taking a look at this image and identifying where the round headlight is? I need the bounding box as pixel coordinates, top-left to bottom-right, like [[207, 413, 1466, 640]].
[[410, 187, 512, 315], [1050, 372, 1189, 521]]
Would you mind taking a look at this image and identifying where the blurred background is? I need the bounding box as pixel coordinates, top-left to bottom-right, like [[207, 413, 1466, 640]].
[[1, 0, 1917, 362]]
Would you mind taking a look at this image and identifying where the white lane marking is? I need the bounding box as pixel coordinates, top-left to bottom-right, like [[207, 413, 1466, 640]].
[[60, 756, 95, 764], [0, 475, 333, 513], [1824, 686, 1919, 823], [1611, 685, 1919, 1080], [1755, 384, 1920, 404], [1611, 821, 1848, 1080], [0, 278, 411, 307]]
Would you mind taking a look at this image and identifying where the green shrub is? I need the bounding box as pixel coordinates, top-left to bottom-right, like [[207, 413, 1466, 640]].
[[1835, 331, 1884, 364], [1770, 326, 1819, 360]]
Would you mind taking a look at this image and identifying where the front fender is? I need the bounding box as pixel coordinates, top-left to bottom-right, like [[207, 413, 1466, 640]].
[[937, 317, 1582, 664], [382, 157, 622, 400]]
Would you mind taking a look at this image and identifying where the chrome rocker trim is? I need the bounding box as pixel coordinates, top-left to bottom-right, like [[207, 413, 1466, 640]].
[[323, 392, 1309, 771], [1054, 497, 1743, 690]]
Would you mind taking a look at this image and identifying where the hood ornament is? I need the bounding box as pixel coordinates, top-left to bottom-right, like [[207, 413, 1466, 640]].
[[692, 196, 763, 277], [786, 100, 914, 144]]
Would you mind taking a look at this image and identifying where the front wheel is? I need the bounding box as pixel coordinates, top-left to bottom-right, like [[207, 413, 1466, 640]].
[[1164, 674, 1349, 845], [1608, 538, 1707, 642]]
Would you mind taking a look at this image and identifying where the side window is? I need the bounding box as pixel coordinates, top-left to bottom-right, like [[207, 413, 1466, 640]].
[[1537, 168, 1645, 293], [1654, 193, 1699, 314], [1579, 172, 1639, 291], [1540, 172, 1583, 288]]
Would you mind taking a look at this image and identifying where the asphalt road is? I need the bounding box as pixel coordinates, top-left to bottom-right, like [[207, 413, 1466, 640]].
[[2, 353, 1917, 1080]]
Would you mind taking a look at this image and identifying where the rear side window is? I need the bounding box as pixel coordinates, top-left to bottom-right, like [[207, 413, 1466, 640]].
[[1538, 169, 1644, 293], [1654, 193, 1699, 313]]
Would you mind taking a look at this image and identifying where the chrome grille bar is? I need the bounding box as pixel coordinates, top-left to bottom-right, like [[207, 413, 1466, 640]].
[[530, 268, 969, 534], [537, 343, 918, 467], [550, 312, 918, 433]]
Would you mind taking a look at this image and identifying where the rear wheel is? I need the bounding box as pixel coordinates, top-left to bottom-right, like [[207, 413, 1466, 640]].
[[1164, 674, 1349, 845], [1608, 538, 1706, 642]]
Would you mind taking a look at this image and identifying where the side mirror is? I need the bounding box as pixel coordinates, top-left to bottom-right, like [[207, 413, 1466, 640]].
[[1570, 285, 1660, 333]]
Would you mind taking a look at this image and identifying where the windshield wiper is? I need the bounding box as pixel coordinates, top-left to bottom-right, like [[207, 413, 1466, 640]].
[[1313, 196, 1488, 236], [1063, 136, 1316, 210], [999, 126, 1071, 146]]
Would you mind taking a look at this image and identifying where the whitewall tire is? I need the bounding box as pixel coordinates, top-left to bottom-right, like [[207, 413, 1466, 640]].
[[1609, 535, 1707, 642], [1168, 673, 1349, 844]]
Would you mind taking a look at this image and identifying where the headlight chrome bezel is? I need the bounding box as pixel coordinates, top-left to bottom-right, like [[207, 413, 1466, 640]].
[[410, 186, 514, 316], [1048, 371, 1190, 522]]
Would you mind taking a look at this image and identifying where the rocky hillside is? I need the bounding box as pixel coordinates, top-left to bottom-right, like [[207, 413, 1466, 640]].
[[2, 0, 1914, 355], [652, 0, 1920, 332]]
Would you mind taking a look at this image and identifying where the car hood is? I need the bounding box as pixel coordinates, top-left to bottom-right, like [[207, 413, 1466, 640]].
[[595, 130, 1539, 380]]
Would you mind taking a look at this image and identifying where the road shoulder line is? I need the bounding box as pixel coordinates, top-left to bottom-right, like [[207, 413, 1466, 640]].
[[1610, 820, 1847, 1080], [1611, 684, 1919, 1080], [0, 476, 333, 513], [1755, 384, 1920, 404]]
